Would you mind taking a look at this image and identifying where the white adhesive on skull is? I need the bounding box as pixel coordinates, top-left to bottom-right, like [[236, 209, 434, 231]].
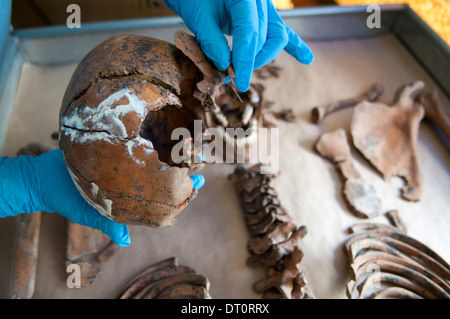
[[91, 182, 99, 198], [125, 137, 154, 167], [62, 88, 148, 139], [67, 167, 114, 218], [61, 88, 158, 166]]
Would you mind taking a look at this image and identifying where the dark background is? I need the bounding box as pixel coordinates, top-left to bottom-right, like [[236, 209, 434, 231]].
[[11, 0, 336, 29]]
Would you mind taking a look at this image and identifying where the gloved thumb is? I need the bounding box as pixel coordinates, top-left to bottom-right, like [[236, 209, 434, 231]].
[[190, 175, 205, 190]]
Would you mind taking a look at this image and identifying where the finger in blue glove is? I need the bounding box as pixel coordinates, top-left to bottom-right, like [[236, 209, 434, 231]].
[[284, 26, 314, 65], [164, 0, 314, 93], [190, 174, 205, 190], [0, 149, 131, 247]]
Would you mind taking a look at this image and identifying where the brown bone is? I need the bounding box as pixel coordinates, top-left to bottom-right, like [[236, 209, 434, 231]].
[[247, 226, 308, 267], [118, 257, 211, 299], [311, 83, 384, 124], [229, 164, 313, 299], [344, 223, 450, 299], [273, 109, 297, 123], [138, 273, 209, 299], [119, 257, 177, 298], [156, 283, 210, 299], [351, 81, 425, 201], [385, 210, 407, 233], [416, 89, 450, 144], [119, 265, 195, 299], [66, 220, 117, 287], [10, 143, 51, 299], [174, 31, 227, 111], [315, 129, 381, 218], [248, 222, 298, 255], [253, 247, 311, 299]]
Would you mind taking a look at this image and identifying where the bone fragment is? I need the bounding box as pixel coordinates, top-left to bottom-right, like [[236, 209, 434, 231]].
[[66, 220, 117, 287], [385, 210, 407, 233], [416, 89, 450, 145], [315, 129, 381, 218], [311, 83, 384, 124], [351, 81, 425, 201], [10, 143, 51, 299], [118, 257, 211, 299]]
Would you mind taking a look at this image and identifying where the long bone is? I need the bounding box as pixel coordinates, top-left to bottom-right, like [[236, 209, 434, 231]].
[[311, 83, 384, 124], [10, 143, 51, 299]]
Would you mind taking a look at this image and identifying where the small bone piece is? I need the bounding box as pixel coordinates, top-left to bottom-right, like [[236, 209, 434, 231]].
[[385, 210, 407, 233], [10, 213, 41, 299], [273, 109, 297, 123], [261, 108, 278, 128], [66, 220, 117, 287], [226, 65, 244, 103], [344, 223, 450, 299], [315, 129, 381, 219], [10, 143, 51, 299], [229, 164, 313, 299], [311, 83, 384, 124], [174, 31, 227, 111], [416, 89, 450, 144], [241, 104, 254, 126], [118, 257, 211, 299], [351, 81, 425, 201]]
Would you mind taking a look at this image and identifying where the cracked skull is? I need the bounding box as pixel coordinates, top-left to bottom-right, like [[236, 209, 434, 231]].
[[59, 33, 224, 227]]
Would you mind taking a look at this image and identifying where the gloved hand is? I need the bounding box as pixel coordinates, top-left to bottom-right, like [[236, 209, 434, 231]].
[[164, 0, 314, 92], [0, 149, 205, 247]]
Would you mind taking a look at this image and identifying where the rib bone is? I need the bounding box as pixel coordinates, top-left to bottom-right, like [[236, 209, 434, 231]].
[[344, 222, 450, 299]]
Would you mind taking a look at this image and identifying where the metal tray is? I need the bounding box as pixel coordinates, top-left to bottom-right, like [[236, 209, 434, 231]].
[[1, 4, 449, 151], [0, 4, 449, 299]]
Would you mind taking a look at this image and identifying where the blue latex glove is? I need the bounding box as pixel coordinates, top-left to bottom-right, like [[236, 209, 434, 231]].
[[0, 149, 205, 247], [190, 174, 205, 190], [164, 0, 314, 92]]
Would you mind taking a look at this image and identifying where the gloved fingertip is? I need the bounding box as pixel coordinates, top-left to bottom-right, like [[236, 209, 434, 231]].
[[199, 38, 231, 71], [232, 57, 253, 92], [190, 174, 205, 190], [298, 50, 314, 65], [284, 26, 314, 66], [103, 220, 131, 247], [112, 225, 131, 247], [235, 78, 251, 93], [215, 57, 232, 72]]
